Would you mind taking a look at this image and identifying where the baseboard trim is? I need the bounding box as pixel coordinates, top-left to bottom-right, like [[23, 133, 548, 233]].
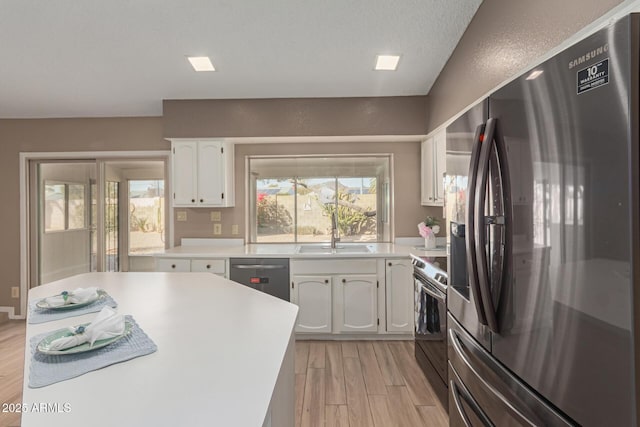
[[295, 333, 413, 341], [0, 306, 26, 320]]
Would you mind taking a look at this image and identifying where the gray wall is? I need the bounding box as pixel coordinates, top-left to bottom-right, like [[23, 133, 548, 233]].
[[426, 0, 625, 132], [163, 97, 428, 138], [163, 97, 442, 244], [0, 117, 166, 315]]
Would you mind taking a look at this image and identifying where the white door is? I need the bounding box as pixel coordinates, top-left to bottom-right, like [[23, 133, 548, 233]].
[[197, 141, 224, 206], [335, 274, 378, 332], [172, 142, 198, 206], [385, 259, 413, 332], [434, 130, 446, 203], [292, 275, 332, 333]]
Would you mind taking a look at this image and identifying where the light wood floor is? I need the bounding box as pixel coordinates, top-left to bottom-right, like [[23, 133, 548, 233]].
[[295, 340, 448, 427], [0, 322, 447, 427], [0, 321, 26, 427]]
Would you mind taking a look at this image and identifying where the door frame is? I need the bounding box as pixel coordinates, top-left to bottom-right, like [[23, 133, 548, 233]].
[[19, 150, 171, 318]]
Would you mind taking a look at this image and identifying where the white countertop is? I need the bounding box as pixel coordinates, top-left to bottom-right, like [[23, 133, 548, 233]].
[[154, 242, 447, 259], [21, 272, 298, 427]]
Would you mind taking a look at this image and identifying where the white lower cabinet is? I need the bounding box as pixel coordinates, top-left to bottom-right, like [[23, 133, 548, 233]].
[[290, 259, 383, 335], [156, 258, 191, 272], [385, 259, 413, 332], [292, 275, 332, 333], [155, 257, 227, 278], [334, 274, 378, 332]]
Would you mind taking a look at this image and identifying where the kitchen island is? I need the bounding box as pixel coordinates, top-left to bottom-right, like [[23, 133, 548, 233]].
[[21, 272, 298, 427]]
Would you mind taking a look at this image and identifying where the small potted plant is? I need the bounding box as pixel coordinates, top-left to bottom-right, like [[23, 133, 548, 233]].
[[418, 216, 440, 249]]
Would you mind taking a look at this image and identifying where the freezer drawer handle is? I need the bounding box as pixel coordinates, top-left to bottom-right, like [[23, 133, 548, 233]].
[[231, 264, 287, 270], [450, 378, 493, 427], [449, 328, 533, 426]]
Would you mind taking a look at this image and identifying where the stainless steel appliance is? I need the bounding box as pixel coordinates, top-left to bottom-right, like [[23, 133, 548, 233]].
[[229, 258, 290, 301], [412, 254, 448, 407], [445, 14, 639, 426]]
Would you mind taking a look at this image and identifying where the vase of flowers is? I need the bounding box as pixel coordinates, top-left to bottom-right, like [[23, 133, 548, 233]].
[[418, 217, 440, 249]]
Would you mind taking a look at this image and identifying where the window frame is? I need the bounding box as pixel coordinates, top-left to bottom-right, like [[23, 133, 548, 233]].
[[247, 154, 392, 243], [43, 180, 88, 233]]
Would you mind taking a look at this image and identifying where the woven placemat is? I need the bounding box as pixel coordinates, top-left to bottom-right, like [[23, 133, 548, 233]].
[[29, 315, 157, 388]]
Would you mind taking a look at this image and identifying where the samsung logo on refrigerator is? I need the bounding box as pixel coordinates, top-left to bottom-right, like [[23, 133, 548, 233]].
[[568, 44, 609, 69]]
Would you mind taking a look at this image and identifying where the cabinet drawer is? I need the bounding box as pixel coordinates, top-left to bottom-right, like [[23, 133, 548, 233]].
[[156, 258, 191, 272], [191, 259, 226, 274]]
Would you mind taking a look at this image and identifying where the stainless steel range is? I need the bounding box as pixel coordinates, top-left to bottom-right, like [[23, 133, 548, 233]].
[[412, 253, 448, 407]]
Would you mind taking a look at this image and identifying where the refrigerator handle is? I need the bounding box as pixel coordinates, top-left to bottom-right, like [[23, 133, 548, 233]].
[[492, 115, 513, 327], [474, 118, 500, 332], [466, 123, 488, 326]]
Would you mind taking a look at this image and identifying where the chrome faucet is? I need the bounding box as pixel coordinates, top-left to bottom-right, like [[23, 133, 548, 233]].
[[330, 211, 340, 249]]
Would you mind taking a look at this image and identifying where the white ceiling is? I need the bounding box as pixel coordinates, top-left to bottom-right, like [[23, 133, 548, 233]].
[[0, 1, 482, 118]]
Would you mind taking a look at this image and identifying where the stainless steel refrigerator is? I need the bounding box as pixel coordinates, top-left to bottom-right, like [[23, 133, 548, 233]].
[[445, 14, 638, 426]]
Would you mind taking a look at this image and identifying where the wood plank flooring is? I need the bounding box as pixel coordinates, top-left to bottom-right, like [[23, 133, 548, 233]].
[[0, 321, 26, 427], [0, 321, 448, 427], [296, 340, 448, 427]]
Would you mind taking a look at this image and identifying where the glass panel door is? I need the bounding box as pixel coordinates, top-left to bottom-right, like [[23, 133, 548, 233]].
[[105, 181, 119, 272], [128, 180, 165, 255], [36, 162, 95, 285]]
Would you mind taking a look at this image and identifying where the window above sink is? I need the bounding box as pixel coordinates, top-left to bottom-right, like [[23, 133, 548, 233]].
[[247, 155, 392, 243]]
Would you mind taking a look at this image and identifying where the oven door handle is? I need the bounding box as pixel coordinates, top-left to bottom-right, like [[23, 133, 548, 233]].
[[420, 283, 446, 303]]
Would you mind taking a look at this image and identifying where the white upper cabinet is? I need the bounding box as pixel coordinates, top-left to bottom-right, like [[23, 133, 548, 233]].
[[170, 139, 234, 207], [172, 141, 198, 206], [421, 129, 446, 206]]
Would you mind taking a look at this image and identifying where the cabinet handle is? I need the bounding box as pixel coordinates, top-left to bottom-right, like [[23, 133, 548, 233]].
[[191, 199, 195, 203], [388, 262, 392, 266], [324, 279, 329, 284], [342, 278, 346, 283], [171, 264, 176, 269], [206, 265, 211, 269], [200, 199, 204, 203]]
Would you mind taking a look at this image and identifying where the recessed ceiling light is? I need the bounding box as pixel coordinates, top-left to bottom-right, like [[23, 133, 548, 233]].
[[375, 55, 400, 71], [187, 56, 215, 72], [526, 70, 543, 80]]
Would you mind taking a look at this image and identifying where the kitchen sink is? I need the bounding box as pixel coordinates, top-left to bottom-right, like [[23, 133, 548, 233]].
[[297, 244, 371, 254]]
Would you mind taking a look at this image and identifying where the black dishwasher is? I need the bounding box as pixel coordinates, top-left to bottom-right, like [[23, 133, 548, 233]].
[[229, 258, 290, 301]]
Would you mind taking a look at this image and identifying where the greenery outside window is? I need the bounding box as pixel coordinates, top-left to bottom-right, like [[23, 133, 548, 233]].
[[249, 156, 391, 243]]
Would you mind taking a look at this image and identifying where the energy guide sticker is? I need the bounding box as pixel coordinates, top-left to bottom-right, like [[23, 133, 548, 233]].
[[577, 59, 609, 94]]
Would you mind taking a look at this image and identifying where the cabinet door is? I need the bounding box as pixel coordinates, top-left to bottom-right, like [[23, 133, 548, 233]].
[[197, 141, 224, 206], [335, 274, 378, 332], [155, 258, 191, 272], [434, 130, 446, 203], [172, 142, 198, 206], [421, 137, 436, 205], [292, 275, 332, 333], [385, 259, 413, 332]]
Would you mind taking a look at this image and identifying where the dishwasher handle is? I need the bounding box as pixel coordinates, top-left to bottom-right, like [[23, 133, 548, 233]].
[[231, 264, 287, 270]]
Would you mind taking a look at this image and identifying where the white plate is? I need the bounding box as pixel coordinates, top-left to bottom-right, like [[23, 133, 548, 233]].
[[37, 321, 133, 355], [35, 289, 107, 311]]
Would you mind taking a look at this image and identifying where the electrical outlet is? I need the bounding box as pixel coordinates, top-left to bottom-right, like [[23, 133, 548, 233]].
[[213, 223, 222, 235], [231, 224, 239, 235], [11, 287, 19, 298], [177, 211, 187, 222], [210, 211, 221, 222]]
